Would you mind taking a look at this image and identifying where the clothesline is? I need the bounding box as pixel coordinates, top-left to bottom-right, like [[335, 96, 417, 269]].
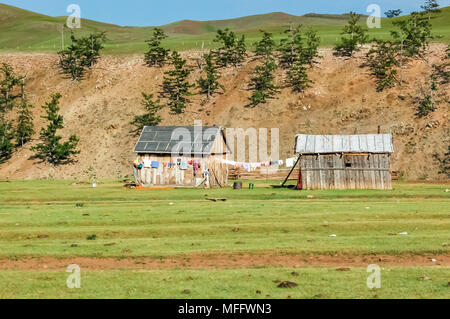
[[215, 157, 298, 172]]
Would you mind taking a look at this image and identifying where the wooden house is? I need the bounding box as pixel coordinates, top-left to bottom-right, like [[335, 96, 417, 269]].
[[133, 126, 230, 187], [284, 134, 394, 190]]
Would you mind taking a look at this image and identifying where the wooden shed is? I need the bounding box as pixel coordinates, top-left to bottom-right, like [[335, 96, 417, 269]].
[[284, 134, 394, 190], [133, 126, 230, 188]]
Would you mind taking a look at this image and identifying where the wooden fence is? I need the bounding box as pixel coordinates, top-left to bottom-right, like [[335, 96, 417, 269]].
[[229, 167, 399, 182], [228, 167, 297, 181]]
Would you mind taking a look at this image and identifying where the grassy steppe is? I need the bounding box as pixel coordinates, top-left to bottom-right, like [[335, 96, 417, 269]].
[[0, 3, 449, 53], [0, 179, 448, 298]]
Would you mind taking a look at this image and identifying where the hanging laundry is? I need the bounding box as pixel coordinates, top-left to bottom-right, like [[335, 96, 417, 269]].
[[180, 161, 188, 170], [151, 161, 159, 169], [163, 162, 168, 168], [193, 160, 201, 175], [286, 157, 296, 168], [143, 158, 152, 168]]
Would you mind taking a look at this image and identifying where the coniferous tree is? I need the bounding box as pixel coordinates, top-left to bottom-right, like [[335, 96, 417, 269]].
[[391, 11, 434, 57], [421, 0, 441, 20], [131, 93, 163, 133], [0, 63, 24, 163], [287, 62, 311, 92], [255, 31, 276, 60], [431, 45, 449, 85], [0, 122, 13, 164], [197, 52, 224, 99], [235, 35, 248, 64], [279, 25, 303, 69], [433, 146, 450, 178], [415, 74, 439, 117], [161, 51, 194, 114], [302, 28, 321, 66], [58, 32, 106, 81], [144, 28, 170, 67], [385, 9, 402, 18], [334, 12, 369, 57], [278, 26, 320, 92], [366, 40, 400, 91], [15, 96, 34, 147], [248, 59, 279, 107], [212, 29, 247, 67], [31, 93, 79, 164]]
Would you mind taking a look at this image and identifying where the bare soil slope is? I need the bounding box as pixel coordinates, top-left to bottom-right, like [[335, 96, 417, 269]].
[[0, 45, 448, 180]]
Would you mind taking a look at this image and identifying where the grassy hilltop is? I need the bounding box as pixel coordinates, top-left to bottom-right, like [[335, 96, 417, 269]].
[[0, 3, 449, 53]]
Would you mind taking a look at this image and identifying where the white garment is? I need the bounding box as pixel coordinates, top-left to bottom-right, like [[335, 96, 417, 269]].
[[143, 158, 152, 168], [286, 158, 295, 168]]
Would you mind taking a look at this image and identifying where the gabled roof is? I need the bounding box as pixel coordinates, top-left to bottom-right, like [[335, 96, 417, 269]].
[[294, 134, 394, 154], [134, 126, 228, 155]]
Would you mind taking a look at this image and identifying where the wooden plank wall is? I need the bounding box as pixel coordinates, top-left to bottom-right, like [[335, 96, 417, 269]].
[[136, 154, 228, 187], [300, 154, 392, 190]]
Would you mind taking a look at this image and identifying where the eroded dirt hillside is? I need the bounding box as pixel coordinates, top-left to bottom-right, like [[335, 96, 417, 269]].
[[0, 45, 448, 180]]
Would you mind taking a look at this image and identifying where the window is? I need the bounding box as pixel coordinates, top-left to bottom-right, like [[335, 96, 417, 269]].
[[345, 163, 352, 168]]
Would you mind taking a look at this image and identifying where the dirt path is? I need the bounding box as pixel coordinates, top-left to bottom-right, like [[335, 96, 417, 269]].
[[0, 252, 449, 271]]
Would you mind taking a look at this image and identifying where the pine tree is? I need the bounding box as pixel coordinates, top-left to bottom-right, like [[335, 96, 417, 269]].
[[279, 25, 303, 69], [385, 9, 403, 18], [0, 63, 24, 163], [144, 28, 170, 67], [0, 121, 14, 164], [421, 0, 441, 20], [302, 28, 321, 66], [213, 29, 247, 67], [433, 146, 450, 178], [366, 40, 400, 91], [287, 61, 311, 92], [391, 11, 434, 57], [31, 93, 79, 164], [278, 26, 320, 92], [334, 12, 369, 57], [58, 32, 106, 81], [248, 59, 279, 107], [161, 51, 194, 114], [15, 96, 34, 147], [254, 31, 276, 60], [416, 74, 439, 117], [235, 35, 248, 64], [131, 93, 163, 132], [197, 52, 224, 99]]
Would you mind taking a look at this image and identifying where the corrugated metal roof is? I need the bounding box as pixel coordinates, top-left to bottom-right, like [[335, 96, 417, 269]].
[[294, 134, 394, 154], [134, 126, 224, 155]]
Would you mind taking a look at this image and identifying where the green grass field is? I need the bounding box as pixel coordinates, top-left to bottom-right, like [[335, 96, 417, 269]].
[[0, 3, 449, 54], [0, 179, 448, 299]]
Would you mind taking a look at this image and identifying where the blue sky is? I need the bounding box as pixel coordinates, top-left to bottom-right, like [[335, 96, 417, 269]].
[[2, 0, 449, 26]]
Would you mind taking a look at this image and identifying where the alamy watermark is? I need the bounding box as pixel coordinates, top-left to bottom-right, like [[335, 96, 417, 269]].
[[367, 4, 381, 29], [66, 264, 81, 289], [169, 120, 280, 165], [366, 264, 381, 289], [66, 4, 81, 29]]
